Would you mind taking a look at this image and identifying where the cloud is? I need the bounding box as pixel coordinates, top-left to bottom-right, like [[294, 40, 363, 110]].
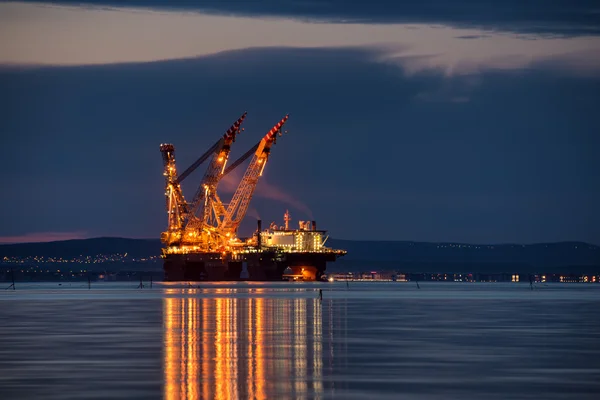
[[0, 231, 88, 244], [454, 35, 491, 40], [256, 178, 314, 220], [1, 2, 600, 76], [1, 43, 598, 244], [246, 207, 261, 220], [216, 165, 313, 219], [10, 0, 600, 35]]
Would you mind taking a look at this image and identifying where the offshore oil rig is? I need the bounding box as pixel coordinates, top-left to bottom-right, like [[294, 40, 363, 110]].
[[159, 113, 346, 281]]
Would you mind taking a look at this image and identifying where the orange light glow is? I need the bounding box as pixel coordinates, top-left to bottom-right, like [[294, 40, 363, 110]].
[[164, 298, 176, 400], [163, 292, 322, 399]]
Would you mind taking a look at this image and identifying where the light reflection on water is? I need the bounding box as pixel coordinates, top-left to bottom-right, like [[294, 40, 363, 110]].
[[0, 283, 599, 399], [162, 290, 325, 399]]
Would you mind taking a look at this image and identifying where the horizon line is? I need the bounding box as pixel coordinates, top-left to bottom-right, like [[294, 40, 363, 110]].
[[0, 235, 597, 248]]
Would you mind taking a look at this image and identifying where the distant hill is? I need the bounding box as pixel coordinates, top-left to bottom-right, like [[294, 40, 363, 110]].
[[0, 237, 162, 259], [328, 239, 600, 267], [1, 237, 598, 271]]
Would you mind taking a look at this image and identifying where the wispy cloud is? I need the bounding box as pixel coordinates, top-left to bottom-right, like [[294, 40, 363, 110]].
[[0, 231, 88, 244], [218, 168, 314, 219], [1, 2, 600, 76], [256, 178, 314, 220], [9, 0, 600, 35], [246, 207, 261, 220]]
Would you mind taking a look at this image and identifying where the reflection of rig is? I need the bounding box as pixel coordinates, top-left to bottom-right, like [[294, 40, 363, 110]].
[[163, 294, 326, 398], [159, 113, 346, 281]]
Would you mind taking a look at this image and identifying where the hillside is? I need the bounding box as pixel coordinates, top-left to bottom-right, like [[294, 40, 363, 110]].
[[1, 237, 598, 270], [0, 237, 162, 259], [327, 239, 600, 267]]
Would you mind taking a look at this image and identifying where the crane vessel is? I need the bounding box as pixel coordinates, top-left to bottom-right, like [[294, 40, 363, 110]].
[[159, 113, 346, 281]]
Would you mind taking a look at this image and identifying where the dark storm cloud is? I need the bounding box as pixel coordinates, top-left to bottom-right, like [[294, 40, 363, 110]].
[[9, 0, 600, 34], [1, 47, 598, 243]]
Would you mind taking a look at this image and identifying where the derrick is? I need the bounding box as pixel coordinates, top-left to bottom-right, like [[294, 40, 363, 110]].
[[159, 143, 189, 245], [159, 112, 348, 282], [159, 113, 290, 252], [187, 112, 247, 228], [220, 115, 289, 237], [159, 112, 246, 247]]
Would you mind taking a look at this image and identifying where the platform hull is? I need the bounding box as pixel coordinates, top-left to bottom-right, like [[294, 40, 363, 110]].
[[163, 251, 338, 282]]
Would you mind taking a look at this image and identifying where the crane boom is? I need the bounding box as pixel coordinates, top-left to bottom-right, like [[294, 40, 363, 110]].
[[222, 142, 260, 177], [177, 112, 247, 186], [221, 115, 289, 235], [188, 112, 247, 224], [176, 140, 221, 184], [160, 113, 246, 247]]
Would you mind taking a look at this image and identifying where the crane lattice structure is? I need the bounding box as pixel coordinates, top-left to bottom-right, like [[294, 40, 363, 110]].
[[179, 113, 247, 250], [159, 143, 189, 244], [160, 113, 289, 252], [220, 115, 289, 238], [191, 112, 246, 227]]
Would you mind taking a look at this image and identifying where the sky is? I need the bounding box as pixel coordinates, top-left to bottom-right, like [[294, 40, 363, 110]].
[[1, 1, 599, 244]]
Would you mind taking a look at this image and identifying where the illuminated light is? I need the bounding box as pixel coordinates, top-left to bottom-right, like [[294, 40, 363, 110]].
[[258, 160, 267, 176]]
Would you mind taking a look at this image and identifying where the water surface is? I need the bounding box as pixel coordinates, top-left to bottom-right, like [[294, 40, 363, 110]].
[[1, 282, 599, 399]]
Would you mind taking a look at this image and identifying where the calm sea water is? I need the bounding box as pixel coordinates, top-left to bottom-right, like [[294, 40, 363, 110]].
[[0, 282, 599, 399]]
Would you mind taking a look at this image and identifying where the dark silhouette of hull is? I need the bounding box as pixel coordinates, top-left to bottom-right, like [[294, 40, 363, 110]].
[[163, 251, 338, 281]]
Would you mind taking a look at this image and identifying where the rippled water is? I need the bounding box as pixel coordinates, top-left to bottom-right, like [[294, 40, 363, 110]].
[[0, 282, 599, 399]]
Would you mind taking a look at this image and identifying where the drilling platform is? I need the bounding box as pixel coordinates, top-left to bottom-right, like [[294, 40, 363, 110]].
[[159, 113, 346, 281]]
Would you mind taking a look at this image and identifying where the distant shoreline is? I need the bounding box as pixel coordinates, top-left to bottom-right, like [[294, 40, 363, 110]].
[[1, 237, 598, 282]]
